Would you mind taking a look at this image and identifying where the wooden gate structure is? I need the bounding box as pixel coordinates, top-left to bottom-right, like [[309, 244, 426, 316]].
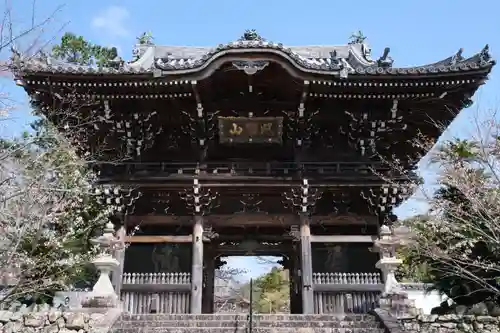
[[12, 30, 494, 314]]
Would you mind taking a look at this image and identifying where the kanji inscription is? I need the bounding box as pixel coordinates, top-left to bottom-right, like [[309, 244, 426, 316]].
[[218, 117, 283, 144]]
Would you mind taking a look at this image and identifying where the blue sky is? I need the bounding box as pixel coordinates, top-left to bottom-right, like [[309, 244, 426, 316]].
[[2, 0, 499, 280]]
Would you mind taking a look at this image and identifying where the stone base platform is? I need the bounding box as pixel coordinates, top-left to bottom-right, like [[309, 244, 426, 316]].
[[111, 314, 385, 333]]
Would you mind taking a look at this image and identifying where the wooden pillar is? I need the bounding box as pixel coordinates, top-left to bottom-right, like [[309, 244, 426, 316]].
[[300, 214, 314, 314], [290, 248, 301, 314], [112, 225, 126, 296], [191, 215, 204, 314]]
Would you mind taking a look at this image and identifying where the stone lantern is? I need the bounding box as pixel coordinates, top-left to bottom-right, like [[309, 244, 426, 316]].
[[82, 222, 120, 308], [373, 224, 418, 316]]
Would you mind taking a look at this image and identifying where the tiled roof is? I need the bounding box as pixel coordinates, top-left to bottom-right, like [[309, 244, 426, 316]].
[[10, 36, 495, 78]]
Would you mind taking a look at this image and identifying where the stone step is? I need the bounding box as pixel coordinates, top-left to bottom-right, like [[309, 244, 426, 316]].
[[112, 328, 386, 333], [254, 321, 381, 328], [115, 320, 381, 328], [119, 314, 375, 322], [114, 320, 248, 328]]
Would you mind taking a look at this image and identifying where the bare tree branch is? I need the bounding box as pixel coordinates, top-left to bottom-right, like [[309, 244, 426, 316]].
[[380, 103, 500, 305]]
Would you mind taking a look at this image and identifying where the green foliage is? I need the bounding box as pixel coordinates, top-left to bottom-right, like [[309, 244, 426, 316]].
[[252, 267, 289, 313], [396, 216, 433, 283], [51, 32, 119, 68], [401, 137, 500, 307]]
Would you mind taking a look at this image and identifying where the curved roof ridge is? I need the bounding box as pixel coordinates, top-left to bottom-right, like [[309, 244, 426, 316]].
[[10, 40, 495, 78]]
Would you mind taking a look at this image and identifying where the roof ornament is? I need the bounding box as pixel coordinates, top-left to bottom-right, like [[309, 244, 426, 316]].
[[329, 50, 342, 69], [10, 45, 22, 64], [348, 30, 367, 44], [232, 60, 269, 75], [329, 51, 349, 79], [37, 50, 49, 62], [479, 44, 492, 63], [131, 32, 155, 62], [154, 53, 175, 70], [377, 48, 394, 68], [450, 48, 464, 66], [137, 32, 154, 46], [108, 55, 125, 69], [348, 31, 373, 62], [131, 47, 143, 62], [238, 29, 265, 42]]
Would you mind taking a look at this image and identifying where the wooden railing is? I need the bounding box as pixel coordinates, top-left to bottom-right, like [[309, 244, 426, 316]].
[[97, 161, 401, 179], [312, 272, 383, 314], [121, 271, 383, 315], [121, 272, 191, 314]]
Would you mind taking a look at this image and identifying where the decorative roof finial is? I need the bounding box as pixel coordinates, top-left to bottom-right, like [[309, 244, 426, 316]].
[[10, 44, 22, 63], [377, 47, 394, 68], [348, 30, 367, 45], [239, 29, 265, 42], [450, 48, 464, 66], [479, 44, 492, 63], [137, 32, 154, 46], [132, 32, 154, 62], [329, 50, 341, 68]]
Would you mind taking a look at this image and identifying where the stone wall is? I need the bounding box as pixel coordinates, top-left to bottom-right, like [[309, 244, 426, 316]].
[[375, 308, 500, 333], [0, 303, 121, 333], [400, 283, 447, 315]]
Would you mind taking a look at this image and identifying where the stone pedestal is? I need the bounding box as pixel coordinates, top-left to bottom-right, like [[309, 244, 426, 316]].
[[376, 256, 402, 296], [373, 225, 420, 318], [83, 254, 120, 308], [82, 222, 120, 309], [379, 291, 420, 318]]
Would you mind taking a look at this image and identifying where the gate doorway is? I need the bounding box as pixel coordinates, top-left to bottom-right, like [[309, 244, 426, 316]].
[[202, 241, 303, 314], [214, 255, 291, 313]]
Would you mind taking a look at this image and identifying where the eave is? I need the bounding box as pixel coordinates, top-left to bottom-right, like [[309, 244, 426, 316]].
[[11, 40, 495, 83]]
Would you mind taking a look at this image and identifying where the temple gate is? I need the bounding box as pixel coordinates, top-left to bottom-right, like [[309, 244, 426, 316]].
[[12, 30, 494, 314]]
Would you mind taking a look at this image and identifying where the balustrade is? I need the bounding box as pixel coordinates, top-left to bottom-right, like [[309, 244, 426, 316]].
[[120, 271, 382, 314], [121, 272, 190, 314], [312, 272, 383, 314], [313, 272, 382, 285]]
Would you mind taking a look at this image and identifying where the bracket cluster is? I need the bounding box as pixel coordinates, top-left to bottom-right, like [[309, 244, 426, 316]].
[[179, 178, 219, 215], [150, 191, 171, 215], [332, 192, 352, 214], [181, 103, 218, 161], [360, 185, 411, 217], [237, 194, 263, 213], [283, 108, 319, 147], [339, 100, 407, 158], [94, 185, 142, 215], [282, 179, 322, 215], [94, 100, 162, 158]]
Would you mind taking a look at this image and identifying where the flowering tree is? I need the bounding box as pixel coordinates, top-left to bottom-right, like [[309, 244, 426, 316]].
[[0, 10, 134, 305], [0, 121, 122, 305], [386, 113, 500, 307]]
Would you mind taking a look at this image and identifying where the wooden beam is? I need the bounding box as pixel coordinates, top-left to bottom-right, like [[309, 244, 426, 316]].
[[214, 245, 290, 255], [127, 214, 378, 226], [310, 235, 377, 243], [98, 181, 400, 188], [126, 235, 208, 243]]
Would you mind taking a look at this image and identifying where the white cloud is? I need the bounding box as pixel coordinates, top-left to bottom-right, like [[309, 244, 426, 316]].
[[91, 6, 131, 39]]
